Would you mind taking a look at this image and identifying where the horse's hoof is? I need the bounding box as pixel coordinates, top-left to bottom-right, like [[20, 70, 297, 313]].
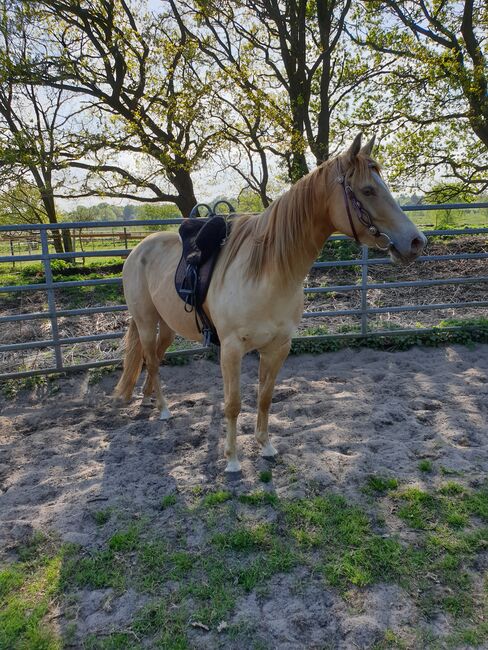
[[159, 407, 171, 420], [141, 396, 153, 407], [261, 443, 278, 459], [225, 459, 241, 473]]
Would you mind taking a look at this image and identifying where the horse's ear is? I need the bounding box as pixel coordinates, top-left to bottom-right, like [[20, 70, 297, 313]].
[[360, 135, 376, 156], [347, 133, 362, 160]]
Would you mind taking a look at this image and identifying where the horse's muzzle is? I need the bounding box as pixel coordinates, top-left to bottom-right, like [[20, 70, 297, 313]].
[[389, 232, 427, 264]]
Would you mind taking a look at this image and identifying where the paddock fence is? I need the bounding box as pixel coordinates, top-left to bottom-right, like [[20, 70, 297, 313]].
[[1, 203, 488, 380]]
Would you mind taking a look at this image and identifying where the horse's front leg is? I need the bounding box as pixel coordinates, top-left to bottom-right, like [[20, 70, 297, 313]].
[[256, 339, 291, 458], [220, 341, 244, 473]]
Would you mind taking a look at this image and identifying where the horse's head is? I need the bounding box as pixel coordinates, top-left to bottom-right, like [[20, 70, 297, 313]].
[[329, 133, 426, 263]]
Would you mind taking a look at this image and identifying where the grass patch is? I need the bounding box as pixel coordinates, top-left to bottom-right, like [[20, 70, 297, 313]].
[[0, 535, 63, 650], [160, 494, 177, 509], [236, 545, 297, 592], [364, 475, 399, 495], [108, 526, 140, 552], [212, 523, 275, 551], [88, 365, 118, 385], [418, 459, 433, 473], [291, 317, 488, 355], [259, 470, 272, 483], [5, 483, 488, 648], [238, 491, 278, 506], [92, 508, 112, 526], [202, 490, 232, 507], [85, 632, 143, 650], [132, 600, 188, 649], [61, 548, 126, 591]]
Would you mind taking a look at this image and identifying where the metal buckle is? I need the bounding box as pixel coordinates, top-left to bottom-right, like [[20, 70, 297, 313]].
[[375, 232, 393, 251]]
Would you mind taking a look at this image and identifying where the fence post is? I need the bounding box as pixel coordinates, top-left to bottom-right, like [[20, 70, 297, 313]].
[[361, 244, 368, 336], [40, 229, 63, 371]]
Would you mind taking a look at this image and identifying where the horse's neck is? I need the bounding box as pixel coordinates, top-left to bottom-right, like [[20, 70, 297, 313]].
[[263, 183, 333, 285]]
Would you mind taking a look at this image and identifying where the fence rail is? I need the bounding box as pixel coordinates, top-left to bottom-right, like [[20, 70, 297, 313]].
[[1, 203, 488, 380]]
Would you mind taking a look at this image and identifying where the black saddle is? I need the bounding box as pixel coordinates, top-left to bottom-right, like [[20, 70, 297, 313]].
[[175, 201, 235, 346]]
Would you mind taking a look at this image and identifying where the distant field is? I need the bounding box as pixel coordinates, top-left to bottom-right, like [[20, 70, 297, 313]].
[[404, 206, 488, 229]]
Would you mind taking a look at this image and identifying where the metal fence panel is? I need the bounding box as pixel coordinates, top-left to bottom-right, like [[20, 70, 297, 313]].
[[1, 203, 488, 380]]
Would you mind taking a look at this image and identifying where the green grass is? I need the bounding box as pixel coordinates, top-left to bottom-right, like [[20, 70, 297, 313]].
[[92, 508, 112, 526], [0, 535, 64, 650], [4, 485, 488, 648], [238, 491, 278, 506], [259, 470, 272, 483], [212, 523, 275, 551], [108, 526, 140, 552], [364, 475, 399, 495], [160, 494, 177, 509], [418, 459, 433, 473], [202, 490, 232, 507]]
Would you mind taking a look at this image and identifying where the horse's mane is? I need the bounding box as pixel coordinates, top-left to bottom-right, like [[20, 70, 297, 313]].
[[219, 151, 380, 284]]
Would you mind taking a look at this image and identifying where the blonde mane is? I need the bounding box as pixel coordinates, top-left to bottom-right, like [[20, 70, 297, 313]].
[[219, 152, 380, 284]]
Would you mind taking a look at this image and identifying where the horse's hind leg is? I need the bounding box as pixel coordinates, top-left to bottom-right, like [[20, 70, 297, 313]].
[[220, 340, 244, 473], [141, 319, 175, 405], [138, 318, 173, 420], [255, 339, 291, 458]]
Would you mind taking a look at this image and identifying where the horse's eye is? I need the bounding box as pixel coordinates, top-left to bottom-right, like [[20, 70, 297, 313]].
[[362, 186, 376, 197]]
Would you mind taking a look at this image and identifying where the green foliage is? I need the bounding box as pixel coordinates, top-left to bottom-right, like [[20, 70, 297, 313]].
[[234, 189, 264, 213], [1, 374, 47, 398], [0, 181, 47, 226], [353, 1, 488, 193], [65, 203, 124, 222], [88, 365, 118, 385], [85, 632, 142, 650], [291, 318, 488, 356], [61, 548, 126, 591]]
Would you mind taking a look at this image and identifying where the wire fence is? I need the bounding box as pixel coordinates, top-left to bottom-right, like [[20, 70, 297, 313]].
[[1, 203, 488, 380]]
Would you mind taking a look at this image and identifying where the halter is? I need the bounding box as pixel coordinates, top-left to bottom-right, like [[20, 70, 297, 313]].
[[337, 173, 393, 251]]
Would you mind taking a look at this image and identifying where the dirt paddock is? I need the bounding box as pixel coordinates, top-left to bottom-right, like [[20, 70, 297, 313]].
[[1, 343, 488, 649]]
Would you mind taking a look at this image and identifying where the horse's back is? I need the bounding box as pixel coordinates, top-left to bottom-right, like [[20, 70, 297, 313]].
[[122, 230, 203, 341]]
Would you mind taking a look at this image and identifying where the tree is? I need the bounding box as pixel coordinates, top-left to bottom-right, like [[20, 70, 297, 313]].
[[349, 0, 488, 194], [24, 0, 227, 216], [0, 180, 47, 225], [180, 0, 377, 184], [0, 2, 74, 250]]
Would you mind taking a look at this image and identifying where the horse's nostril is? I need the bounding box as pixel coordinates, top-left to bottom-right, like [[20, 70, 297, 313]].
[[410, 236, 424, 255]]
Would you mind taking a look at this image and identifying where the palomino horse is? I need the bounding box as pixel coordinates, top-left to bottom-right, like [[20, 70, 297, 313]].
[[115, 134, 426, 472]]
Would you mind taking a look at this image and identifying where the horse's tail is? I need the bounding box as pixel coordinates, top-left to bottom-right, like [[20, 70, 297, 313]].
[[114, 319, 143, 402]]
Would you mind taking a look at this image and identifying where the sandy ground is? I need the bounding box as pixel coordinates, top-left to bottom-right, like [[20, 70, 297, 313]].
[[1, 343, 488, 648]]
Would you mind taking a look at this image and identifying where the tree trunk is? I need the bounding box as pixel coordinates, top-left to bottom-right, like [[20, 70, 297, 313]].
[[170, 166, 198, 217], [42, 190, 72, 253]]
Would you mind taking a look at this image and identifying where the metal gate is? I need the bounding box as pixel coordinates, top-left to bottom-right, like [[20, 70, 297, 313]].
[[1, 204, 487, 380]]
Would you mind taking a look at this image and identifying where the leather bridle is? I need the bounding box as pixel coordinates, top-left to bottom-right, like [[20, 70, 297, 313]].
[[337, 173, 393, 251]]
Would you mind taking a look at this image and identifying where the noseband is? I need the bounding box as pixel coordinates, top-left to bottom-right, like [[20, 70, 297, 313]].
[[337, 174, 393, 251]]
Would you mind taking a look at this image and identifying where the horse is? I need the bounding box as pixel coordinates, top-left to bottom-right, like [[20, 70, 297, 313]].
[[114, 133, 427, 473]]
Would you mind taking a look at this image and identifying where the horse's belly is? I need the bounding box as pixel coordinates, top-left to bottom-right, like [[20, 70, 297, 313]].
[[207, 277, 303, 350]]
